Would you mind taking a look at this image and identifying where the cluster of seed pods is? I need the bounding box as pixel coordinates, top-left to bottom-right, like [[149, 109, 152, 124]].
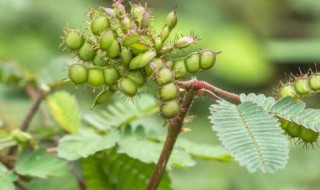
[[63, 1, 219, 119], [277, 72, 320, 144]]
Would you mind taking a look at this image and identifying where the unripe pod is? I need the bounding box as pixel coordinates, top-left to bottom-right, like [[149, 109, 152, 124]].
[[172, 59, 187, 79], [166, 10, 178, 30], [65, 30, 84, 50], [154, 37, 163, 51], [156, 68, 175, 86], [105, 40, 120, 58], [127, 70, 146, 87], [78, 41, 96, 61], [174, 36, 197, 49], [113, 2, 126, 17], [100, 30, 114, 50], [200, 50, 217, 70], [278, 85, 297, 99], [122, 34, 139, 47], [68, 64, 88, 84], [129, 51, 156, 70], [121, 16, 132, 32], [160, 25, 170, 42], [279, 118, 289, 131], [299, 127, 318, 143], [87, 68, 105, 86], [130, 42, 149, 55], [91, 15, 109, 35], [131, 3, 145, 24], [119, 78, 138, 97], [309, 73, 320, 91], [141, 10, 152, 28], [286, 122, 301, 138], [93, 52, 108, 67], [144, 59, 165, 76], [91, 89, 114, 109], [160, 100, 180, 119], [120, 47, 133, 65], [294, 78, 312, 95], [159, 82, 178, 101], [185, 53, 200, 73], [104, 67, 120, 85]]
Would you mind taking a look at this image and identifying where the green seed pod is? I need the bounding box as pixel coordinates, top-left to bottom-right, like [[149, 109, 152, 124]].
[[279, 118, 289, 131], [200, 50, 217, 70], [119, 78, 138, 97], [129, 51, 156, 70], [65, 30, 84, 50], [91, 89, 114, 109], [154, 37, 163, 51], [160, 100, 180, 119], [88, 68, 105, 86], [68, 64, 88, 84], [156, 68, 175, 86], [78, 41, 96, 61], [91, 15, 109, 35], [172, 59, 187, 79], [294, 78, 312, 95], [299, 127, 318, 143], [309, 73, 320, 91], [286, 122, 301, 138], [104, 67, 120, 85], [131, 3, 145, 25], [166, 60, 173, 69], [130, 42, 149, 55], [122, 34, 139, 47], [100, 30, 114, 50], [160, 25, 170, 42], [174, 36, 197, 49], [120, 47, 133, 65], [121, 16, 132, 32], [159, 82, 178, 101], [93, 52, 108, 67], [278, 85, 297, 99], [185, 53, 200, 73], [144, 59, 165, 76], [166, 10, 178, 30], [113, 2, 126, 17], [105, 40, 120, 58], [127, 70, 146, 87], [141, 10, 152, 28]]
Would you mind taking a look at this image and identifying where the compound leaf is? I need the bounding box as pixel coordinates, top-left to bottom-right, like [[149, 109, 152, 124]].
[[0, 163, 17, 190], [209, 101, 289, 173]]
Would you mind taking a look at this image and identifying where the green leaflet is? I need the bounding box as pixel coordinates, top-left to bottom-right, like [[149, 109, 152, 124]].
[[209, 101, 289, 173], [240, 93, 320, 132], [46, 91, 81, 133], [0, 163, 17, 190], [57, 130, 120, 161], [117, 136, 196, 169], [84, 94, 159, 131], [15, 149, 68, 178], [102, 149, 173, 190]]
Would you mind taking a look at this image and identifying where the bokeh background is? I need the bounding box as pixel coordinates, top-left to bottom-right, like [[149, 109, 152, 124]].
[[1, 0, 320, 190]]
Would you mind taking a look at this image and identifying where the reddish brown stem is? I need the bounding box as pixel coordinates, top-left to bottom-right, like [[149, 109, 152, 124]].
[[146, 90, 196, 190], [176, 80, 240, 102]]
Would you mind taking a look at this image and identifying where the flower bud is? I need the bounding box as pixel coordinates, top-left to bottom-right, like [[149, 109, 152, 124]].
[[174, 36, 198, 49], [166, 10, 178, 30]]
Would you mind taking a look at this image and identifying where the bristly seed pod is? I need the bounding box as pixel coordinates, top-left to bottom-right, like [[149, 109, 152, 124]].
[[113, 0, 126, 17], [91, 14, 109, 35], [160, 25, 170, 42], [129, 51, 156, 70], [156, 68, 175, 86], [158, 82, 178, 101], [78, 41, 96, 61], [174, 36, 198, 49], [160, 100, 180, 119], [119, 78, 138, 97], [121, 16, 132, 32], [100, 30, 114, 50], [65, 30, 84, 50], [104, 67, 120, 85], [93, 51, 108, 67], [127, 70, 146, 87], [299, 127, 318, 143], [130, 3, 146, 26], [294, 78, 312, 95], [68, 64, 88, 84], [309, 73, 320, 91], [185, 53, 200, 73], [286, 122, 301, 138], [166, 9, 178, 30], [120, 47, 133, 65], [172, 59, 187, 79], [87, 67, 105, 86], [141, 9, 152, 28], [278, 85, 297, 99], [200, 50, 218, 70], [105, 40, 120, 58]]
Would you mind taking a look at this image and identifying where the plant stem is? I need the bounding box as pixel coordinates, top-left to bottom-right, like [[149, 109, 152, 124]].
[[146, 90, 196, 190], [176, 80, 240, 102]]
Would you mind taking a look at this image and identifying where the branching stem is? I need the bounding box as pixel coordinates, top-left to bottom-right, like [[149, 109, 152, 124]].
[[146, 90, 196, 190]]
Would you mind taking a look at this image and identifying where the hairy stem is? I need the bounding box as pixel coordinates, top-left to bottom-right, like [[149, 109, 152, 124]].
[[146, 90, 196, 190], [176, 80, 240, 102]]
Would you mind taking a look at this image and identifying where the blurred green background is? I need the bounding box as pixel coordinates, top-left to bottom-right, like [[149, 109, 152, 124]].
[[1, 0, 320, 190]]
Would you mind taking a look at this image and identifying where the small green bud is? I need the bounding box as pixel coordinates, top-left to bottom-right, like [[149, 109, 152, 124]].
[[294, 78, 312, 95], [104, 67, 120, 85], [65, 30, 84, 50], [91, 89, 113, 109], [172, 59, 187, 79], [185, 53, 200, 73], [105, 40, 120, 58], [68, 64, 88, 84], [91, 15, 109, 35], [93, 52, 108, 67], [88, 68, 105, 86], [127, 70, 146, 87], [119, 78, 138, 97], [121, 47, 133, 64], [160, 100, 180, 119], [156, 68, 175, 86], [78, 41, 96, 61], [309, 73, 320, 91], [166, 10, 178, 30], [159, 82, 178, 101], [174, 36, 197, 49], [100, 30, 114, 50], [129, 51, 156, 70], [200, 50, 217, 70]]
